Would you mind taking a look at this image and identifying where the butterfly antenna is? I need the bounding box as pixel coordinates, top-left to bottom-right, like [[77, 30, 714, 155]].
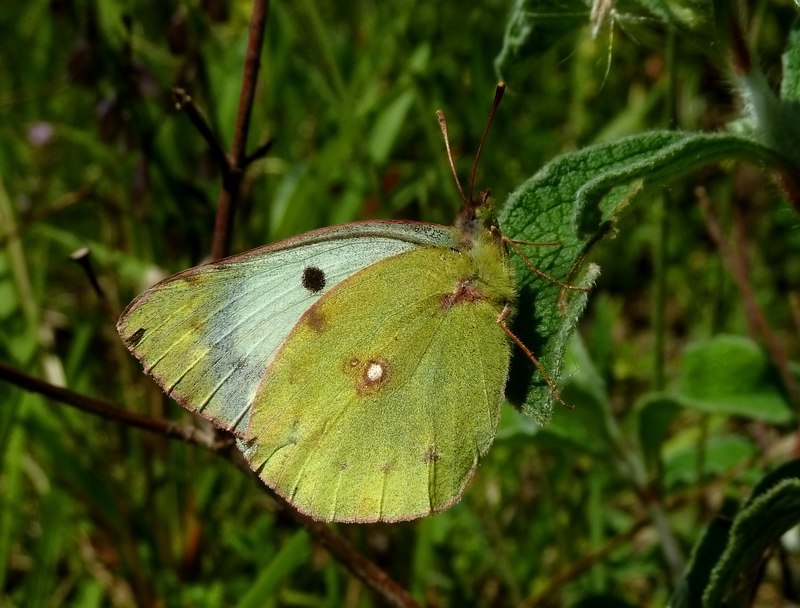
[[437, 109, 468, 205], [468, 82, 506, 202]]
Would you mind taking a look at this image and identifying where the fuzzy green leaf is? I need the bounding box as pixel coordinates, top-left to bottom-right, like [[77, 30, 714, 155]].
[[499, 131, 776, 423], [672, 460, 800, 607], [703, 478, 800, 606], [670, 497, 739, 608]]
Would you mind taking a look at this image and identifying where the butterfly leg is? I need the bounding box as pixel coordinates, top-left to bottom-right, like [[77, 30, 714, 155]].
[[496, 305, 572, 410], [503, 237, 591, 295]]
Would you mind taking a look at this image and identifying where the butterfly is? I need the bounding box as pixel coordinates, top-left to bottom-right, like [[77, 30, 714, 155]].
[[117, 84, 558, 523]]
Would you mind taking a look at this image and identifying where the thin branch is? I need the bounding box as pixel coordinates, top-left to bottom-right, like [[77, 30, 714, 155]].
[[775, 170, 800, 213], [0, 361, 223, 449], [521, 518, 650, 608], [243, 138, 275, 168], [0, 185, 95, 248], [172, 87, 229, 177], [70, 247, 117, 325], [211, 0, 270, 261], [0, 360, 420, 607]]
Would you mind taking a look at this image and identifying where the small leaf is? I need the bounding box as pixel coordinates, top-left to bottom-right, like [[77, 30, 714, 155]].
[[535, 382, 612, 454], [494, 0, 587, 81], [533, 335, 613, 454], [675, 335, 794, 424]]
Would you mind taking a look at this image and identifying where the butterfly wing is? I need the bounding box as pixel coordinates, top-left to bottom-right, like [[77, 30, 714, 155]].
[[241, 243, 513, 522], [117, 222, 455, 434]]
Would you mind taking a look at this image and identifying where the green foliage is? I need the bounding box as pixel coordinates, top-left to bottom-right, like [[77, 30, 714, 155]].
[[2, 0, 800, 606]]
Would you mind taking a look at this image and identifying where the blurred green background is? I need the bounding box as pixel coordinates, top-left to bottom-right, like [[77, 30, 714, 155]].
[[2, 0, 800, 606]]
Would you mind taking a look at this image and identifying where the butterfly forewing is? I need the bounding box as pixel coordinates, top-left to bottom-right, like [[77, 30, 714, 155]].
[[117, 222, 455, 434]]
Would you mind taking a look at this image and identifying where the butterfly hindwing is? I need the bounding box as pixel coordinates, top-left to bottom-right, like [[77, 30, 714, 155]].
[[240, 243, 513, 522], [117, 222, 455, 434]]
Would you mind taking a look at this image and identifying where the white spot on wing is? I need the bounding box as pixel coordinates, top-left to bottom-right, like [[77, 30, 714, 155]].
[[366, 362, 384, 382]]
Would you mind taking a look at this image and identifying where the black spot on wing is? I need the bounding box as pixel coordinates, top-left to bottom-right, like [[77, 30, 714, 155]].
[[302, 266, 326, 294], [126, 327, 146, 347]]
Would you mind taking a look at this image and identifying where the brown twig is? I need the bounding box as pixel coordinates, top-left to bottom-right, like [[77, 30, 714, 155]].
[[0, 185, 95, 247], [0, 360, 420, 607], [775, 170, 800, 214], [697, 187, 800, 449], [521, 518, 650, 608], [172, 87, 229, 176], [727, 9, 752, 76], [210, 0, 270, 261], [70, 247, 118, 325], [0, 361, 224, 449], [243, 137, 275, 167]]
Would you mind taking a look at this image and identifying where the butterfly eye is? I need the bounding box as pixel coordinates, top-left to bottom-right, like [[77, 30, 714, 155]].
[[301, 266, 326, 294]]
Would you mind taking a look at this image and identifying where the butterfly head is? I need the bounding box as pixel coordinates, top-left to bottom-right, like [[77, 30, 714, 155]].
[[454, 188, 502, 248]]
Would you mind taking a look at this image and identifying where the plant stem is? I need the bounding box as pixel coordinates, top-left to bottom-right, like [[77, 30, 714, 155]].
[[211, 0, 270, 261]]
